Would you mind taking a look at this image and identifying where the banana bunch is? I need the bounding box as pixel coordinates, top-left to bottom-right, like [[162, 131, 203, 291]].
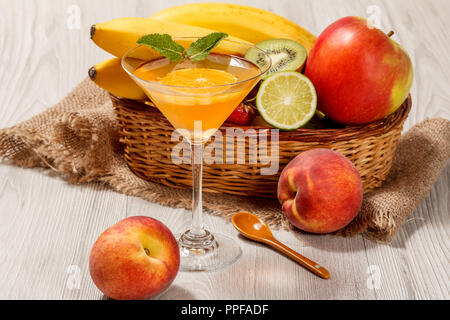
[[89, 3, 316, 100], [150, 3, 316, 51]]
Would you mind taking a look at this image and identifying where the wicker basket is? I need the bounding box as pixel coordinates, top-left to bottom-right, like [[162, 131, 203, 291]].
[[111, 94, 411, 199]]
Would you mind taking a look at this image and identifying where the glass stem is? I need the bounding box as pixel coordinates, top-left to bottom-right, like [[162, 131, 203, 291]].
[[190, 142, 206, 236]]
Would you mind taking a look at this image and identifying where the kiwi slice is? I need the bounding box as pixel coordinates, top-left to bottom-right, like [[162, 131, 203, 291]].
[[245, 39, 307, 78]]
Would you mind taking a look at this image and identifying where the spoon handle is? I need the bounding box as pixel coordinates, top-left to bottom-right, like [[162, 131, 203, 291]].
[[266, 238, 330, 279]]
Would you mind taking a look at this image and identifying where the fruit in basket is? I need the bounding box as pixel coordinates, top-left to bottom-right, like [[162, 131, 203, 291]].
[[245, 39, 307, 78], [305, 16, 413, 125], [256, 71, 317, 130], [90, 17, 250, 59], [89, 58, 146, 100], [150, 3, 317, 51], [226, 103, 256, 125], [89, 216, 180, 300], [278, 149, 362, 234]]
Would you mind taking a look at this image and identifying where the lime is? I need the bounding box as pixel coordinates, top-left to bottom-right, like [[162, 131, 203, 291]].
[[256, 71, 317, 130]]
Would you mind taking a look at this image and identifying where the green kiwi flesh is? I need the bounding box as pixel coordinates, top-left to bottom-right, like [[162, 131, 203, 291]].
[[245, 39, 307, 78]]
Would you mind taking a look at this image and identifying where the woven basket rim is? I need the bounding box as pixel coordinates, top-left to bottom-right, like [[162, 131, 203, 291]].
[[110, 94, 411, 143], [112, 93, 411, 198]]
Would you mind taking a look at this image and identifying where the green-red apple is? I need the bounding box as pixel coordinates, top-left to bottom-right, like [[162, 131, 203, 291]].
[[278, 149, 362, 233], [89, 216, 180, 300], [305, 16, 413, 125]]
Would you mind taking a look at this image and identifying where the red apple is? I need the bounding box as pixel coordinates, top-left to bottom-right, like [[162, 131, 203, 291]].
[[305, 16, 413, 125], [278, 149, 362, 233], [89, 216, 180, 300]]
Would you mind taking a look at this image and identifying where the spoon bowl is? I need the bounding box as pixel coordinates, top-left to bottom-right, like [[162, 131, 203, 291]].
[[232, 212, 330, 279], [231, 212, 274, 242]]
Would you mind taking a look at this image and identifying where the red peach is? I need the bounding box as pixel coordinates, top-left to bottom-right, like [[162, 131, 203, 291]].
[[278, 149, 362, 233], [89, 216, 180, 300]]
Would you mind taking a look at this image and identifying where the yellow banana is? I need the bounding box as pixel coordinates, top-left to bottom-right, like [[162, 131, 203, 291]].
[[89, 58, 146, 100], [150, 3, 316, 51], [90, 17, 251, 59]]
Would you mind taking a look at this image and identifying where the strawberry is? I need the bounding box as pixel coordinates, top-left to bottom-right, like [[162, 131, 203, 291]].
[[226, 103, 256, 125]]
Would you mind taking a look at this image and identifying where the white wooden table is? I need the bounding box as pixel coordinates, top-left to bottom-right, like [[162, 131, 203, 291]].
[[0, 0, 448, 300]]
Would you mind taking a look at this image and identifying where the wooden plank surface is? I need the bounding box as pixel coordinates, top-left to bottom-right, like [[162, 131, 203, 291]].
[[0, 0, 448, 300]]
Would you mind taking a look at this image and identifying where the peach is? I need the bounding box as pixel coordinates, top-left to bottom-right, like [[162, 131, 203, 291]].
[[278, 149, 362, 233], [89, 216, 180, 300]]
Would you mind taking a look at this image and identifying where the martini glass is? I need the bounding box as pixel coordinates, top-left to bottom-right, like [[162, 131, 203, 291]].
[[122, 38, 271, 271]]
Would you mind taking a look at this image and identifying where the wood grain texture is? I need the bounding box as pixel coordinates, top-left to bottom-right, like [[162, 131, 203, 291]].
[[0, 0, 448, 300]]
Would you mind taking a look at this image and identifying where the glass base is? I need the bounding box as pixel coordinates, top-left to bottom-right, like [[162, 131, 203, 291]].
[[176, 230, 242, 272]]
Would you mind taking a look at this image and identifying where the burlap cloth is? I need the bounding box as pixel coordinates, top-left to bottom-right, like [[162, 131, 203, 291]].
[[1, 78, 449, 242]]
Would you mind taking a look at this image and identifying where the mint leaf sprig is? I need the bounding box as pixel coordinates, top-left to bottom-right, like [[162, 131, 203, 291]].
[[136, 34, 185, 61], [137, 32, 228, 62]]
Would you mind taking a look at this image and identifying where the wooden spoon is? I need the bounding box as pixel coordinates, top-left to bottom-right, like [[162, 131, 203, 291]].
[[232, 212, 330, 279]]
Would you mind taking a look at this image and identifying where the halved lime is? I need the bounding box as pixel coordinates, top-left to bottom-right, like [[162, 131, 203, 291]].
[[256, 71, 317, 130]]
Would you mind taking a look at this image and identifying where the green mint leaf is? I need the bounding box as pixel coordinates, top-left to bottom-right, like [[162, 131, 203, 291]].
[[186, 32, 228, 61], [137, 34, 185, 62]]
